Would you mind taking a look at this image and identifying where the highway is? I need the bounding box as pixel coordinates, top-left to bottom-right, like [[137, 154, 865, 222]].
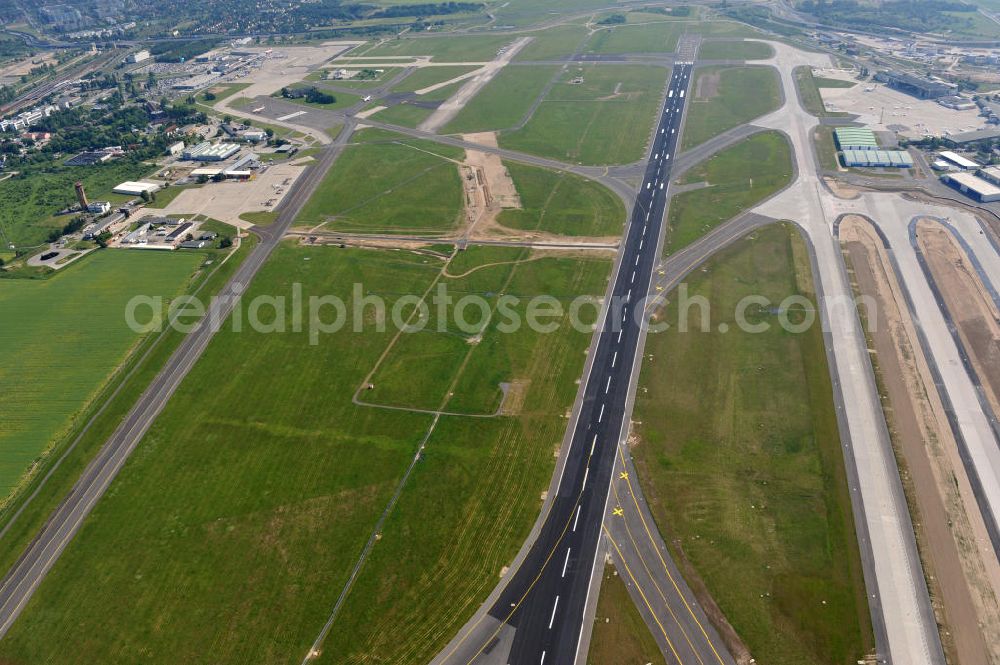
[[0, 121, 357, 639], [435, 61, 726, 665]]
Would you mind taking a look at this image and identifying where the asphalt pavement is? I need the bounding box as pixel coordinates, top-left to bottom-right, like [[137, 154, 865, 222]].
[[434, 61, 723, 665]]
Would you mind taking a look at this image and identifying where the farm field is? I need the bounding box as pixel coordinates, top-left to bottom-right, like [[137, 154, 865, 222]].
[[587, 564, 667, 665], [295, 128, 464, 234], [0, 250, 203, 499], [632, 223, 873, 665], [666, 131, 792, 254], [0, 160, 152, 248], [500, 64, 665, 165], [497, 161, 625, 236], [0, 243, 610, 665], [442, 65, 559, 134], [682, 65, 781, 150], [697, 39, 773, 60]]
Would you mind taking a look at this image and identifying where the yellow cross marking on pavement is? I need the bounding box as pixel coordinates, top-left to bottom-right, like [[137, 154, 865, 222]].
[[612, 506, 624, 517], [655, 285, 664, 291], [619, 471, 629, 480]]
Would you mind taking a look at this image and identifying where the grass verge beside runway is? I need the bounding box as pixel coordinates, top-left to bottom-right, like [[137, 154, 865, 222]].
[[795, 66, 852, 118], [697, 40, 773, 60], [681, 65, 781, 150], [513, 24, 589, 61], [633, 223, 873, 665], [497, 161, 625, 236], [353, 34, 516, 61], [0, 250, 204, 499], [666, 131, 792, 254], [0, 243, 611, 665], [0, 232, 256, 580], [587, 564, 667, 665], [500, 64, 665, 165], [295, 128, 464, 234], [442, 65, 559, 134]]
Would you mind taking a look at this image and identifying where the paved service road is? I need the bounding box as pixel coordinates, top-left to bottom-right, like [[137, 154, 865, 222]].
[[435, 62, 731, 665], [0, 122, 357, 639]]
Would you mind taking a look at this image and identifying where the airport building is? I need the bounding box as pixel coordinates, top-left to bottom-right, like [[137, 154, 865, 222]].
[[941, 171, 1000, 203], [841, 149, 913, 168], [874, 70, 956, 99], [182, 142, 241, 162], [834, 127, 879, 151], [112, 181, 161, 196], [937, 150, 980, 170]]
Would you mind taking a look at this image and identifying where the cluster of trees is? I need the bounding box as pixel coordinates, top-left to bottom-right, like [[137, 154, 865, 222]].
[[47, 215, 87, 243], [598, 13, 626, 25], [281, 86, 335, 105], [798, 0, 978, 34], [149, 39, 221, 63], [370, 3, 480, 19]]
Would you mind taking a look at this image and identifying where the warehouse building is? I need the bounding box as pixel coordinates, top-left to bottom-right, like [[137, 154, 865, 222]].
[[938, 150, 980, 170], [127, 50, 151, 64], [834, 127, 879, 151], [841, 149, 913, 168], [944, 127, 1000, 147], [942, 171, 1000, 202], [112, 181, 161, 196], [978, 166, 1000, 186], [182, 142, 240, 162], [874, 70, 956, 99]]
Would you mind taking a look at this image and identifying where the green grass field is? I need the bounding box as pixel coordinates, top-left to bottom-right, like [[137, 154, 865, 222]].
[[0, 160, 153, 248], [500, 64, 665, 165], [697, 39, 773, 60], [814, 125, 840, 171], [633, 223, 873, 665], [354, 34, 515, 61], [497, 161, 625, 236], [391, 65, 480, 94], [587, 565, 666, 665], [295, 128, 464, 234], [442, 65, 559, 134], [667, 131, 791, 254], [583, 21, 685, 53], [0, 242, 611, 665], [306, 67, 401, 88], [682, 65, 781, 150], [513, 24, 590, 61], [274, 86, 361, 111], [795, 66, 852, 118], [0, 250, 203, 499]]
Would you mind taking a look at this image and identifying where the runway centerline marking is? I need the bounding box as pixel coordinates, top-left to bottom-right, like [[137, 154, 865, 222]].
[[548, 596, 560, 629], [561, 549, 572, 578]]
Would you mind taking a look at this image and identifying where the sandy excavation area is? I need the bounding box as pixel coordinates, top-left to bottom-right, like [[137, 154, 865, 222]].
[[841, 215, 1000, 665]]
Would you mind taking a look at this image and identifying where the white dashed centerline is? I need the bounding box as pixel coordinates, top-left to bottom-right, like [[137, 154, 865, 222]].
[[548, 596, 560, 629], [573, 505, 581, 531], [561, 549, 572, 578]]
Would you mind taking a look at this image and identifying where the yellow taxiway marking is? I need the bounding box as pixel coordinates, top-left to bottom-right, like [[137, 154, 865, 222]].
[[619, 471, 629, 480], [612, 506, 624, 517]]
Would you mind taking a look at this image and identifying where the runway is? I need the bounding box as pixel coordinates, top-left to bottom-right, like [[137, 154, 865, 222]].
[[433, 60, 730, 665]]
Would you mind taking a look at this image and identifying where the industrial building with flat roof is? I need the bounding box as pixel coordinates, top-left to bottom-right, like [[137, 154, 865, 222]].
[[182, 142, 240, 162], [944, 127, 1000, 146], [942, 171, 1000, 202], [938, 150, 979, 170], [841, 149, 913, 168], [113, 181, 161, 196], [834, 127, 879, 151]]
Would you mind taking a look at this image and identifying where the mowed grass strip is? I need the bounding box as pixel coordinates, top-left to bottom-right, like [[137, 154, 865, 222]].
[[667, 131, 792, 254], [498, 161, 625, 237], [587, 564, 667, 665], [0, 250, 203, 498], [513, 24, 589, 61], [320, 248, 611, 663], [697, 39, 773, 60], [355, 34, 515, 61], [500, 64, 666, 165], [442, 65, 559, 134], [295, 128, 464, 234], [633, 223, 873, 665], [794, 66, 852, 118], [0, 247, 442, 664], [681, 65, 781, 150], [583, 21, 687, 53]]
